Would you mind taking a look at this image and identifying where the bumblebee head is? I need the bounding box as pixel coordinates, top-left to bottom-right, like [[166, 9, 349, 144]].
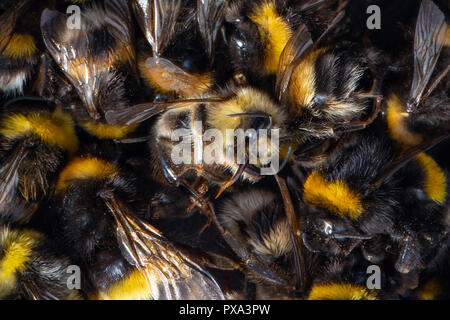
[[207, 87, 286, 167]]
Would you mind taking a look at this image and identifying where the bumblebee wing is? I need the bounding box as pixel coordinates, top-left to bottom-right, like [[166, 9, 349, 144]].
[[407, 0, 446, 112], [196, 0, 226, 60], [275, 24, 313, 101], [22, 280, 60, 300], [370, 134, 450, 191], [0, 146, 28, 213], [41, 9, 113, 120], [105, 97, 222, 125], [132, 0, 182, 56], [102, 193, 224, 300], [0, 0, 31, 52], [105, 0, 136, 67], [142, 56, 214, 97], [298, 0, 339, 11]]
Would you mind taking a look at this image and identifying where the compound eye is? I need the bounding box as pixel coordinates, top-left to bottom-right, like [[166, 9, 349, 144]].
[[322, 220, 333, 235]]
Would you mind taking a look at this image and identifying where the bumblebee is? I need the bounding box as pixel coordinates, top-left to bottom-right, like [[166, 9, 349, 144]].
[[54, 155, 224, 299], [40, 0, 139, 141], [216, 187, 304, 299], [384, 0, 449, 147], [300, 126, 448, 275], [0, 225, 82, 300], [0, 97, 78, 224], [106, 85, 292, 201]]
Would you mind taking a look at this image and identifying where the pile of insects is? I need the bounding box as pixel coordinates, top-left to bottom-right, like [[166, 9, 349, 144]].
[[0, 0, 449, 300]]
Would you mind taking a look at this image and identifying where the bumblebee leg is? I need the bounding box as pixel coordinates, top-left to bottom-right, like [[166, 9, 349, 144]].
[[215, 158, 249, 199], [179, 180, 217, 236], [334, 96, 383, 133]]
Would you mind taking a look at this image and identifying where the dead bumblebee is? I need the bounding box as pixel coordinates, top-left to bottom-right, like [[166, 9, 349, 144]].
[[0, 225, 82, 300], [216, 187, 301, 299], [300, 127, 448, 275], [40, 0, 139, 141], [54, 155, 224, 299], [0, 97, 78, 224]]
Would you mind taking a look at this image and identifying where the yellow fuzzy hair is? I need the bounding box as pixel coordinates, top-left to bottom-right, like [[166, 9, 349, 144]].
[[303, 172, 363, 220], [415, 153, 447, 204], [308, 282, 376, 300], [80, 121, 138, 140], [2, 33, 37, 59], [56, 157, 118, 192], [417, 278, 442, 300], [0, 227, 41, 296], [249, 1, 292, 74], [386, 94, 423, 146], [138, 55, 212, 97], [207, 87, 284, 147], [289, 48, 326, 112], [0, 109, 78, 155], [92, 268, 153, 300]]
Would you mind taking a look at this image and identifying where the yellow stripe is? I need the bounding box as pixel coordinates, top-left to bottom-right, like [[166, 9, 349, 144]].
[[56, 157, 118, 192], [308, 282, 376, 300], [303, 172, 363, 220], [386, 94, 422, 145], [93, 268, 153, 300], [415, 153, 447, 204], [444, 26, 450, 47], [80, 121, 138, 140], [0, 228, 41, 295], [289, 49, 325, 111], [249, 1, 292, 74], [2, 33, 37, 59], [0, 109, 78, 155], [417, 278, 442, 300]]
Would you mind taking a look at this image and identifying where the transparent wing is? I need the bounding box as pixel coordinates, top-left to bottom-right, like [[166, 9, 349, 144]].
[[298, 0, 339, 11], [105, 0, 136, 67], [196, 0, 226, 60], [101, 191, 224, 300], [133, 0, 182, 56], [40, 9, 114, 120], [105, 97, 223, 125], [275, 24, 313, 101], [407, 0, 446, 112], [0, 145, 28, 214]]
